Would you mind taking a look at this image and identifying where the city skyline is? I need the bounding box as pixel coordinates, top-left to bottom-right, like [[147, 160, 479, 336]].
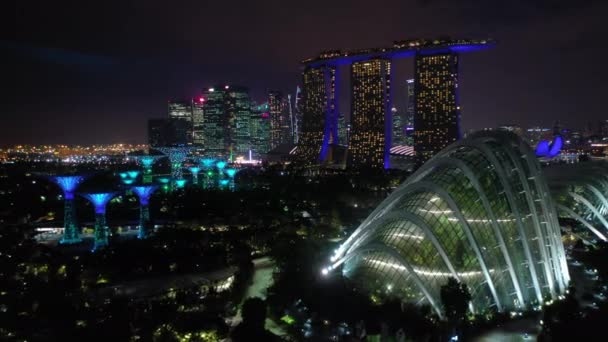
[[4, 0, 608, 145]]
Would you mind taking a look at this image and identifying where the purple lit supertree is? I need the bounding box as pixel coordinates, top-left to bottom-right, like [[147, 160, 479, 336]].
[[48, 175, 88, 244], [131, 185, 158, 239], [81, 192, 116, 251]]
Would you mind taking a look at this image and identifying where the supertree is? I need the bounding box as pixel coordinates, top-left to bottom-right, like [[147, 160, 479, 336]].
[[200, 158, 216, 188], [48, 175, 88, 244], [131, 185, 158, 239], [131, 155, 165, 183], [156, 177, 171, 192], [155, 146, 195, 182], [215, 161, 227, 188], [224, 168, 238, 191], [81, 192, 116, 251], [175, 179, 187, 189], [118, 170, 140, 185], [188, 166, 201, 185]]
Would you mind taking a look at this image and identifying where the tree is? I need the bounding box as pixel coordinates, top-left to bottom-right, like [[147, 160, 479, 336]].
[[231, 298, 279, 342], [440, 277, 471, 329]]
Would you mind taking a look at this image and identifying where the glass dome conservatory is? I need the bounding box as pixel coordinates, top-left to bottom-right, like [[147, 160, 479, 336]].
[[326, 131, 569, 318]]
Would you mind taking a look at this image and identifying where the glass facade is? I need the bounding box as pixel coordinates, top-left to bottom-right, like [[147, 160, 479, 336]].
[[328, 131, 569, 318], [297, 65, 336, 164], [348, 58, 391, 169], [546, 163, 608, 242], [413, 53, 460, 165]]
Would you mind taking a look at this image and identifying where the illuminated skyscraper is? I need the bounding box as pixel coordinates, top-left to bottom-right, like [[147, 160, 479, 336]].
[[293, 86, 303, 143], [202, 86, 251, 158], [405, 79, 415, 145], [202, 87, 226, 156], [250, 102, 271, 156], [192, 98, 205, 146], [297, 64, 337, 164], [391, 107, 404, 146], [337, 113, 348, 145], [348, 58, 391, 169], [227, 86, 252, 157], [413, 53, 460, 164], [268, 90, 292, 149], [168, 100, 193, 144]]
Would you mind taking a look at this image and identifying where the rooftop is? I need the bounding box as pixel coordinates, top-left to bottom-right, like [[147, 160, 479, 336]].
[[302, 38, 494, 67]]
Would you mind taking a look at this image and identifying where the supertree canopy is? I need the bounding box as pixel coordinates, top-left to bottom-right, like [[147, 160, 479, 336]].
[[199, 158, 216, 188], [132, 185, 158, 239], [325, 131, 569, 318], [200, 158, 215, 169], [49, 175, 88, 244], [224, 168, 238, 191], [188, 166, 201, 185], [81, 192, 116, 251], [156, 146, 195, 180], [131, 155, 165, 183]]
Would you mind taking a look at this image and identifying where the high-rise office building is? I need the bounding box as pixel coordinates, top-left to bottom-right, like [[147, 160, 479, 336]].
[[337, 113, 348, 145], [168, 101, 193, 145], [228, 86, 252, 157], [192, 98, 205, 146], [148, 118, 190, 147], [348, 58, 391, 169], [268, 90, 292, 149], [391, 107, 404, 146], [201, 85, 251, 158], [405, 79, 415, 146], [202, 87, 226, 156], [413, 53, 460, 164], [250, 102, 271, 157], [293, 86, 303, 143], [297, 65, 337, 164]]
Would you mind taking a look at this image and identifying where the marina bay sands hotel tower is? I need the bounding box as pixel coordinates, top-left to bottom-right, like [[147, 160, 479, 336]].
[[297, 38, 493, 168]]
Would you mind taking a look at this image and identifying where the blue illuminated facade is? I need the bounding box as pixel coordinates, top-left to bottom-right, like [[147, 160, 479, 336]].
[[132, 185, 158, 239], [49, 175, 87, 244]]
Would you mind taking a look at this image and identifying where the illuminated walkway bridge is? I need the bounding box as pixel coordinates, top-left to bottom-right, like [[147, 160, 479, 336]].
[[325, 131, 569, 318]]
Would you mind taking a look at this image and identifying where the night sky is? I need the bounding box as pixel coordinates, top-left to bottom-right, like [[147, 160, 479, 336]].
[[3, 0, 608, 145]]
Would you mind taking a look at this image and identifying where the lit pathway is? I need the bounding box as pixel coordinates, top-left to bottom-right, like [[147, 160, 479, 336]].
[[473, 318, 540, 342], [228, 257, 286, 337]]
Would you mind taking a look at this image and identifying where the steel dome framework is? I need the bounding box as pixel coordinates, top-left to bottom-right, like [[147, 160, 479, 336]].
[[328, 131, 569, 318]]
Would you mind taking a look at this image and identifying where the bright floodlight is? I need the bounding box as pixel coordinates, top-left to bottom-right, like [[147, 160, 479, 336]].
[[132, 185, 158, 239], [49, 175, 87, 244], [81, 192, 116, 251]]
